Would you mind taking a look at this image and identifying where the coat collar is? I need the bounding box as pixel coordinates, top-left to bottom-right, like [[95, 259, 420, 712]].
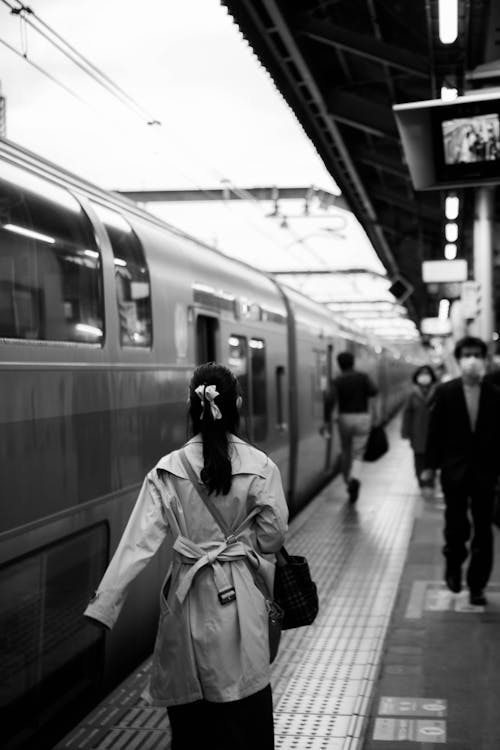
[[411, 383, 436, 403], [156, 436, 270, 480], [447, 376, 489, 433]]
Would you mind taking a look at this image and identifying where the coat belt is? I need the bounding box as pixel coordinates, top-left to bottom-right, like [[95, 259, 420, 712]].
[[173, 536, 257, 603]]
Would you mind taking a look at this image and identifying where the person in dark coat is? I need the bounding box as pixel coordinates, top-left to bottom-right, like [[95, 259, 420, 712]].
[[422, 336, 500, 606], [401, 365, 438, 495]]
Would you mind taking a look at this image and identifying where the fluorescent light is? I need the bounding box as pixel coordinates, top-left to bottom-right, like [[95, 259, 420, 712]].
[[444, 243, 457, 260], [114, 258, 127, 267], [445, 222, 458, 242], [441, 86, 458, 101], [83, 249, 99, 259], [75, 323, 103, 337], [445, 195, 459, 220], [439, 299, 450, 320], [4, 223, 55, 244], [438, 0, 458, 44]]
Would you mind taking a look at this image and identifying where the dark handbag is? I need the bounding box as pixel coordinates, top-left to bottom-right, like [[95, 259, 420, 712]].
[[274, 547, 319, 629], [179, 451, 284, 662], [364, 424, 389, 462]]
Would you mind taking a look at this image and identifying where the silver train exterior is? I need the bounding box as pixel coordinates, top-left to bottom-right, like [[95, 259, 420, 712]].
[[0, 138, 412, 749]]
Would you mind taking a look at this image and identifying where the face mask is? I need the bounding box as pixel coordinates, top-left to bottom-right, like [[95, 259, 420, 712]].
[[416, 374, 432, 386], [459, 356, 485, 378]]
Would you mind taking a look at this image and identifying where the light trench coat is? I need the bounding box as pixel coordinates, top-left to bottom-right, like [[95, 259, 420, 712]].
[[84, 436, 288, 706]]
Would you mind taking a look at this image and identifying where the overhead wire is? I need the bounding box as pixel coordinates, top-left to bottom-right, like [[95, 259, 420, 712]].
[[0, 0, 338, 271], [2, 0, 161, 124], [0, 35, 89, 105]]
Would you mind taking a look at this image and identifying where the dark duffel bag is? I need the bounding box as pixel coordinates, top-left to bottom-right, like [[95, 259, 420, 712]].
[[274, 547, 319, 630], [364, 424, 389, 462]]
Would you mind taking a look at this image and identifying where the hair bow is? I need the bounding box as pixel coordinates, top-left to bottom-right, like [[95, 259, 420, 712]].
[[194, 384, 222, 420]]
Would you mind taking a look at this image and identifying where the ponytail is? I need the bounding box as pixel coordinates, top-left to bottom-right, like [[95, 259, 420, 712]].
[[188, 363, 241, 495]]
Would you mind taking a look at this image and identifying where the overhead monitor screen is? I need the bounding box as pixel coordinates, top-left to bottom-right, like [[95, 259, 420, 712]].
[[441, 113, 500, 165]]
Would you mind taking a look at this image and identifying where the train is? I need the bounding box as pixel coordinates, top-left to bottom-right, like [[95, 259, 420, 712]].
[[0, 137, 415, 749]]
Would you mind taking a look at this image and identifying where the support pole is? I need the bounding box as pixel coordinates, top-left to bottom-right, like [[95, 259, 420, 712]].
[[472, 186, 495, 349]]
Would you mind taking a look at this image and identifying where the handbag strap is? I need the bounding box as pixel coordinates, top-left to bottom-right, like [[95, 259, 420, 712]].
[[178, 449, 261, 541]]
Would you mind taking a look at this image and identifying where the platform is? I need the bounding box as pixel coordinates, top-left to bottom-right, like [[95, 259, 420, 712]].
[[55, 417, 500, 749], [362, 460, 500, 749]]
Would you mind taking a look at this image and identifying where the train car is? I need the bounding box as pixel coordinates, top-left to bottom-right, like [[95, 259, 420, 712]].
[[0, 137, 412, 750]]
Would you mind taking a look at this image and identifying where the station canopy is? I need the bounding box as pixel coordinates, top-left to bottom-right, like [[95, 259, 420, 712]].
[[217, 0, 497, 339]]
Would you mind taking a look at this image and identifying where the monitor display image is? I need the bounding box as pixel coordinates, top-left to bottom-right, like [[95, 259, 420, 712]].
[[441, 113, 500, 166]]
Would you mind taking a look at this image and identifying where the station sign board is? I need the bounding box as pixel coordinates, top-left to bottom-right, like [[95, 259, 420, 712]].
[[461, 280, 480, 318], [420, 317, 452, 336], [422, 259, 467, 283]]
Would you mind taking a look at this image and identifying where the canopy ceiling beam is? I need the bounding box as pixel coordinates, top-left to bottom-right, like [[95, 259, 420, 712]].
[[325, 89, 398, 139], [271, 268, 387, 278], [356, 147, 410, 179], [117, 186, 348, 208], [371, 188, 441, 221], [303, 19, 430, 79]]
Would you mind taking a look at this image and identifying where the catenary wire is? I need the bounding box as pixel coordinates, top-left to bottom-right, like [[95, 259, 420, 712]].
[[1, 0, 160, 124], [0, 1, 333, 268], [0, 34, 89, 105]]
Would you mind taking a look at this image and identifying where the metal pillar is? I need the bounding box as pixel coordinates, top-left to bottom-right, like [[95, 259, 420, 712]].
[[472, 186, 495, 348]]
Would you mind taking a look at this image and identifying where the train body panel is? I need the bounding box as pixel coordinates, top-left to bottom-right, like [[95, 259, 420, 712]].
[[0, 137, 414, 749]]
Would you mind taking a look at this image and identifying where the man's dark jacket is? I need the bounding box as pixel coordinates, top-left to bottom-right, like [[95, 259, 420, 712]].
[[424, 376, 500, 486]]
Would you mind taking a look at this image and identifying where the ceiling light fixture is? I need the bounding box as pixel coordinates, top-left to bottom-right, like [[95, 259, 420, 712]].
[[445, 222, 458, 242], [438, 0, 458, 44], [445, 195, 459, 220]]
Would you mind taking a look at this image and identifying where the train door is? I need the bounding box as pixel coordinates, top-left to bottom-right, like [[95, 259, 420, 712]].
[[226, 334, 269, 445], [249, 338, 268, 443], [196, 314, 218, 364], [228, 334, 252, 440]]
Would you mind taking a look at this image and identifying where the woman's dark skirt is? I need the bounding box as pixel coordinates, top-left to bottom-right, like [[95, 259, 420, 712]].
[[167, 684, 274, 750]]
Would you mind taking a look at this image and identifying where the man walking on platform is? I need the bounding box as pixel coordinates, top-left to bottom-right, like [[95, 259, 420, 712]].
[[423, 336, 500, 605], [332, 351, 378, 503]]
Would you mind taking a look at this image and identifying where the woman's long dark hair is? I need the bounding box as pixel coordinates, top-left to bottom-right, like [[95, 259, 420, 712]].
[[188, 363, 241, 495]]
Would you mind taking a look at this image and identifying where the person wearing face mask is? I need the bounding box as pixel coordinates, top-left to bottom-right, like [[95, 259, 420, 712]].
[[422, 336, 500, 606], [401, 365, 438, 497]]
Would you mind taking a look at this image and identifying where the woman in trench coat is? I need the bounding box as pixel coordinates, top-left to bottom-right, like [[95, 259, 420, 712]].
[[84, 362, 288, 750]]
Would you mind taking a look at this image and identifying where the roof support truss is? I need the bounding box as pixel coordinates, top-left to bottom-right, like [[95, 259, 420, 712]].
[[303, 19, 430, 78]]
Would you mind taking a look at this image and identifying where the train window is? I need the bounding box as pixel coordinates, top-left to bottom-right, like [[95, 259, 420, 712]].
[[92, 204, 152, 347], [0, 162, 104, 343], [197, 315, 218, 363], [228, 335, 249, 420], [0, 524, 108, 748], [249, 338, 267, 441]]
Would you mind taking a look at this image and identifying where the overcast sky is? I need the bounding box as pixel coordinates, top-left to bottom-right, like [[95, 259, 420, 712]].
[[1, 0, 341, 190], [0, 0, 412, 319]]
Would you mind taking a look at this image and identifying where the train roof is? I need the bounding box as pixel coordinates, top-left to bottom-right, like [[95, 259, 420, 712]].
[[0, 136, 379, 345]]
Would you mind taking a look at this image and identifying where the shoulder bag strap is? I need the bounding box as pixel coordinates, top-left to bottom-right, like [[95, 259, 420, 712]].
[[179, 450, 261, 539]]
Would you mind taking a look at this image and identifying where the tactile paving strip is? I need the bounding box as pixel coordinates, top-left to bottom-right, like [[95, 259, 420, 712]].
[[56, 419, 418, 749], [272, 423, 417, 748]]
